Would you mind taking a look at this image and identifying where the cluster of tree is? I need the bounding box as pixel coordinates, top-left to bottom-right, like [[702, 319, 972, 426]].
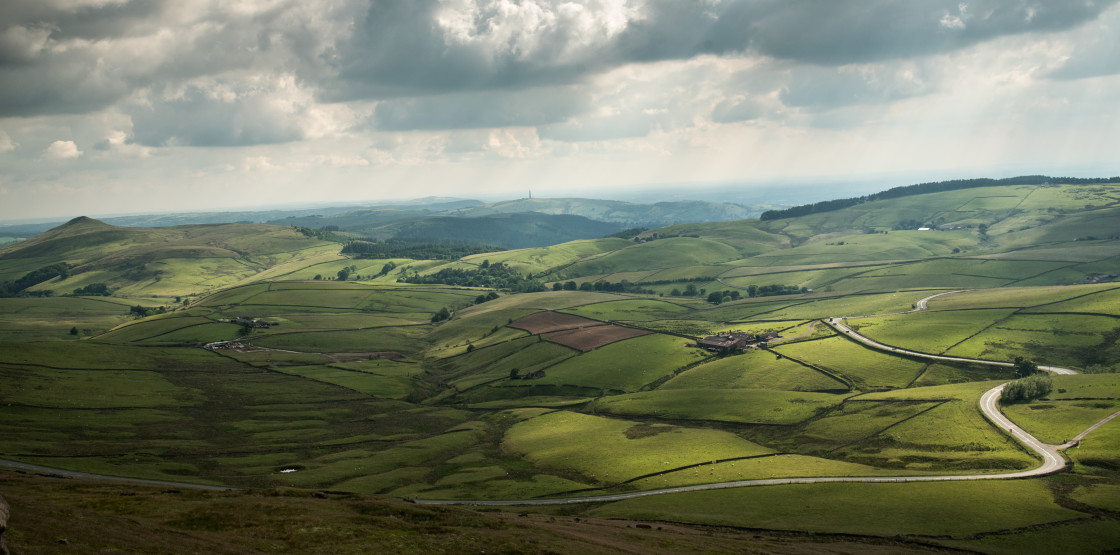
[[336, 265, 359, 281], [291, 226, 349, 243], [606, 227, 647, 240], [551, 280, 656, 294], [474, 291, 500, 304], [760, 175, 1120, 221], [130, 304, 168, 317], [402, 261, 547, 292], [0, 263, 70, 297], [431, 307, 452, 322], [342, 239, 500, 260], [707, 290, 742, 304], [1001, 373, 1053, 404], [670, 283, 803, 300], [72, 283, 112, 296]]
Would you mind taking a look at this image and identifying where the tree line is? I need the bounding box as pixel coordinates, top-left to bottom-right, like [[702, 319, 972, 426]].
[[0, 263, 70, 297], [401, 261, 547, 292], [552, 280, 657, 295]]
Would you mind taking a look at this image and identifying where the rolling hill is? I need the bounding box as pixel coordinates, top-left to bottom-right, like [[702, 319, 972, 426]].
[[0, 216, 340, 299], [2, 178, 1120, 552]]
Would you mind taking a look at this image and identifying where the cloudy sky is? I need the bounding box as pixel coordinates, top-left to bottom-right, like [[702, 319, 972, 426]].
[[1, 0, 1118, 220]]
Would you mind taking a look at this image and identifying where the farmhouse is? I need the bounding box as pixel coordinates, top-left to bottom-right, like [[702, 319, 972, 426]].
[[697, 331, 781, 352], [698, 332, 750, 352]]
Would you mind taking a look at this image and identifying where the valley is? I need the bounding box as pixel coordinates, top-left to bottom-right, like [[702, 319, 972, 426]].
[[2, 179, 1120, 552]]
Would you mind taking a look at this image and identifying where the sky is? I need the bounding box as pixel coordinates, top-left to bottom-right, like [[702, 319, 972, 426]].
[[1, 0, 1118, 221]]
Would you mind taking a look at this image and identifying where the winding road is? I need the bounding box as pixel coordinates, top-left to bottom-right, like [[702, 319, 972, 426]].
[[413, 291, 1096, 506], [3, 292, 1115, 506]]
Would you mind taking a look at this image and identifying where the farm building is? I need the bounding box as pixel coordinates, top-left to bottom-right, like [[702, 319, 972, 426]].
[[697, 331, 780, 352], [698, 332, 750, 352]]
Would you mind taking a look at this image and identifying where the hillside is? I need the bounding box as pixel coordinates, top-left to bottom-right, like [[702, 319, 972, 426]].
[[2, 180, 1120, 552], [485, 182, 1120, 296], [0, 217, 341, 298]]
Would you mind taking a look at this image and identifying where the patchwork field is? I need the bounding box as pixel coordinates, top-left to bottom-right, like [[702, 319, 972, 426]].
[[5, 182, 1120, 551]]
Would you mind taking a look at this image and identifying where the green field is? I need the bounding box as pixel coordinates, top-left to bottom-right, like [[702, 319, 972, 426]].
[[849, 309, 1017, 354], [589, 481, 1086, 537], [5, 183, 1120, 547], [503, 410, 773, 484], [522, 334, 709, 392], [662, 349, 851, 392], [586, 389, 846, 425], [774, 335, 930, 389]]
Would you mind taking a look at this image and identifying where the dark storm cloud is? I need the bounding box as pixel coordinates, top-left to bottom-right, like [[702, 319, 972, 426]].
[[722, 0, 1120, 66], [0, 0, 165, 43], [330, 0, 1119, 100], [327, 0, 593, 101], [1, 0, 1116, 128]]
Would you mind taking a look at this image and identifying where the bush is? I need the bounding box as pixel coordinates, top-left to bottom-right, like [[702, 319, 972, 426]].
[[1001, 374, 1052, 404]]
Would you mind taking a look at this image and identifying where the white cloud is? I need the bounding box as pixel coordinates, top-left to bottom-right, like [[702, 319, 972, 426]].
[[0, 130, 16, 152], [44, 140, 81, 159]]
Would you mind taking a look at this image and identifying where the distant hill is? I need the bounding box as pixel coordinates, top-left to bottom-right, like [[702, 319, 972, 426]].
[[0, 198, 484, 238], [405, 180, 1120, 297], [450, 198, 764, 226], [0, 217, 338, 298], [760, 175, 1120, 221], [376, 212, 624, 249]]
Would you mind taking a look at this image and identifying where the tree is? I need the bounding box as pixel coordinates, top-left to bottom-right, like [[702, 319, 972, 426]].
[[337, 268, 350, 281], [379, 262, 397, 276], [670, 288, 681, 296], [707, 291, 725, 304], [1013, 356, 1039, 378], [683, 283, 698, 296], [509, 368, 520, 380], [431, 307, 451, 322], [69, 326, 78, 336], [552, 283, 563, 291], [579, 281, 593, 291], [466, 344, 475, 352], [239, 323, 253, 337], [313, 274, 322, 280], [563, 281, 577, 291]]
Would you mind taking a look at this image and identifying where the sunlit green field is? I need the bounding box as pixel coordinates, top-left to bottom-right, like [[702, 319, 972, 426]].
[[5, 182, 1120, 549], [522, 334, 709, 392], [585, 389, 846, 425]]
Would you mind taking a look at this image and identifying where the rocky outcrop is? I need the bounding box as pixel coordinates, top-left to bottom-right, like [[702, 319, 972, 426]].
[[0, 493, 9, 555]]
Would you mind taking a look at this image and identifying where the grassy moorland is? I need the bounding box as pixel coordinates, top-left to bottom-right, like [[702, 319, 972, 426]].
[[3, 181, 1120, 552]]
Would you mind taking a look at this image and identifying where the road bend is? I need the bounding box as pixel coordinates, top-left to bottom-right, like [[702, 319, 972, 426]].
[[2, 289, 1105, 506], [416, 378, 1103, 507], [825, 319, 1079, 376]]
